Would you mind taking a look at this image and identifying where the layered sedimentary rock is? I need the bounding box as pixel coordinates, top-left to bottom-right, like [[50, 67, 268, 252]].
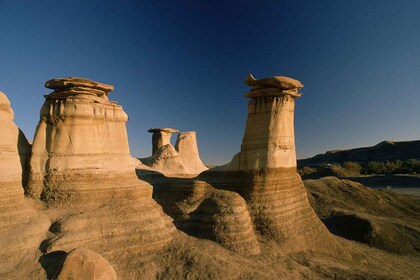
[[175, 131, 208, 174], [25, 78, 175, 258], [201, 74, 334, 252], [141, 129, 207, 175], [0, 91, 50, 275], [156, 180, 260, 255], [224, 74, 302, 170], [27, 78, 134, 201]]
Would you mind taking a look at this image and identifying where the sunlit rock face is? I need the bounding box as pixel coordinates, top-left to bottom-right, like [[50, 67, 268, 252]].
[[27, 78, 134, 201], [148, 127, 179, 155], [141, 129, 208, 176], [175, 131, 208, 174], [0, 91, 50, 276], [24, 78, 175, 258], [201, 74, 334, 252], [224, 74, 302, 171], [0, 91, 25, 182], [155, 180, 260, 255], [55, 248, 117, 280]]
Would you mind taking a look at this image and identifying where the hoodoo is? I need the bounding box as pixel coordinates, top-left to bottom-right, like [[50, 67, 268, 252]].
[[202, 74, 334, 252], [148, 127, 179, 154], [26, 78, 174, 258], [0, 92, 50, 276], [27, 77, 134, 200], [142, 128, 208, 175], [175, 131, 208, 174], [225, 74, 303, 170]]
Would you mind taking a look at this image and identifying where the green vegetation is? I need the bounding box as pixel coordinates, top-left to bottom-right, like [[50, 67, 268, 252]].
[[298, 159, 420, 178]]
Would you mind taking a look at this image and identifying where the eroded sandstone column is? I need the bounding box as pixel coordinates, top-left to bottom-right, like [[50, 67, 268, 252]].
[[201, 74, 335, 253], [148, 128, 179, 155], [240, 74, 301, 169], [26, 78, 175, 259], [175, 131, 208, 174], [142, 128, 208, 175], [27, 77, 134, 199]]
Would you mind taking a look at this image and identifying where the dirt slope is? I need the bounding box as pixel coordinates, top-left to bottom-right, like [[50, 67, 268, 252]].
[[305, 176, 420, 256]]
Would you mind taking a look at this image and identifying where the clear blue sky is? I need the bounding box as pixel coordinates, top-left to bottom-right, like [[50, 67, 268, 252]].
[[1, 0, 420, 165]]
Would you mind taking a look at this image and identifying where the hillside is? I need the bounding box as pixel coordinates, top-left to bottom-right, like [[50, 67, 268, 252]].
[[298, 140, 420, 167]]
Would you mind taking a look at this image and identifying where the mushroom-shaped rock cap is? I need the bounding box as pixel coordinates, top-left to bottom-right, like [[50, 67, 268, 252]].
[[45, 77, 114, 94], [148, 128, 179, 133], [244, 74, 303, 90]]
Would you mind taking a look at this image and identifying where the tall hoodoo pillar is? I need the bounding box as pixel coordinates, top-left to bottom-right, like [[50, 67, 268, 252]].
[[201, 74, 334, 253], [148, 127, 179, 155], [239, 74, 302, 170]]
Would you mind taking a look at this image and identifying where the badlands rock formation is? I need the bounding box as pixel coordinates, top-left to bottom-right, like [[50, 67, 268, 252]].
[[25, 78, 175, 259], [151, 74, 332, 255], [142, 128, 208, 175], [2, 75, 420, 279], [155, 180, 260, 255], [148, 127, 179, 154], [145, 127, 191, 175], [27, 77, 133, 201], [201, 74, 334, 252], [175, 131, 208, 174], [0, 92, 50, 276]]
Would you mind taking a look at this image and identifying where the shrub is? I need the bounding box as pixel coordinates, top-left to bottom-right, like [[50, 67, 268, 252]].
[[403, 159, 420, 173], [385, 160, 403, 174], [329, 164, 348, 177], [365, 161, 387, 174], [341, 161, 362, 176]]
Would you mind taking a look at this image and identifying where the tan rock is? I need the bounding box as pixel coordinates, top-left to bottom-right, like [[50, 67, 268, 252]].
[[142, 129, 207, 176], [244, 73, 303, 91], [148, 127, 179, 155], [149, 144, 191, 175], [27, 77, 135, 202], [190, 188, 261, 255], [24, 78, 175, 260], [0, 91, 50, 276], [175, 131, 208, 174], [201, 74, 335, 253], [45, 77, 114, 94], [156, 180, 260, 255], [224, 74, 303, 170], [56, 248, 117, 280]]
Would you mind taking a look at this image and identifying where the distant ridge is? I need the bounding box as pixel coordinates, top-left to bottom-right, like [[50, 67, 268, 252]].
[[298, 140, 420, 167]]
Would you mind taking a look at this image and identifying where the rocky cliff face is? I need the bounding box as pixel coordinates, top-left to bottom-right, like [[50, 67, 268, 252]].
[[0, 91, 50, 276]]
